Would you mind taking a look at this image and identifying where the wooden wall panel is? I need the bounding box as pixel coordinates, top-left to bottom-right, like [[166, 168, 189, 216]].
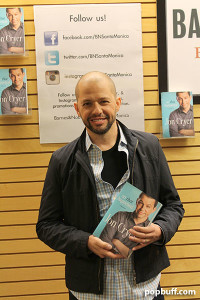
[[0, 0, 199, 299], [0, 265, 65, 282], [0, 252, 64, 268], [0, 280, 67, 297], [0, 196, 41, 210]]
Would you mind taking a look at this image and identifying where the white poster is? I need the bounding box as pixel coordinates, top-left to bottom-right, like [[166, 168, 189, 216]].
[[166, 0, 200, 94], [34, 4, 144, 143]]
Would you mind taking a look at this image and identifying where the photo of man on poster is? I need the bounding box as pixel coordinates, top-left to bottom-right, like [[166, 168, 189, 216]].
[[0, 7, 24, 55], [169, 91, 195, 137], [0, 68, 27, 115]]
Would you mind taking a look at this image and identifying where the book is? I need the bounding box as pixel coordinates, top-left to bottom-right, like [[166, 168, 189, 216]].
[[93, 182, 162, 258], [161, 91, 195, 138], [0, 7, 25, 56], [0, 68, 28, 115]]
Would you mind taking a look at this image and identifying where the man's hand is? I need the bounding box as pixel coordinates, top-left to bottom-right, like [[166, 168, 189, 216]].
[[8, 47, 24, 53], [178, 129, 195, 136], [11, 107, 26, 114], [129, 224, 162, 251], [88, 235, 124, 259]]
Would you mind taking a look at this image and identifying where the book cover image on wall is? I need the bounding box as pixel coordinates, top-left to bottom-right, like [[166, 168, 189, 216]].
[[161, 91, 195, 138], [0, 68, 28, 115], [0, 7, 25, 56], [93, 182, 162, 258]]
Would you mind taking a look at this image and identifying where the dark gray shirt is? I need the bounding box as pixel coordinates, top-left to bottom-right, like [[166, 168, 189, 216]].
[[0, 22, 24, 54], [169, 105, 194, 137], [1, 82, 27, 115]]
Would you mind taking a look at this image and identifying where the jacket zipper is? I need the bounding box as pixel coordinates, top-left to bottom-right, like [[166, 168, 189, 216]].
[[131, 139, 138, 286], [94, 185, 102, 292], [98, 258, 102, 292], [76, 151, 102, 292], [131, 139, 138, 185], [94, 191, 101, 292]]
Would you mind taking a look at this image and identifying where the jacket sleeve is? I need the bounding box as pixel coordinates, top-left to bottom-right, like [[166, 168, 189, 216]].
[[36, 153, 91, 259], [153, 140, 185, 244]]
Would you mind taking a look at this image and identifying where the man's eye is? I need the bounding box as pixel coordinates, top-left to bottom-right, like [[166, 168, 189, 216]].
[[83, 102, 90, 106]]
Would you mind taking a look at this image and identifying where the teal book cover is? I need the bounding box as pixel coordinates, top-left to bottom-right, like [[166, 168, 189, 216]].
[[0, 68, 28, 115], [161, 92, 194, 138], [93, 182, 162, 258], [0, 7, 25, 55]]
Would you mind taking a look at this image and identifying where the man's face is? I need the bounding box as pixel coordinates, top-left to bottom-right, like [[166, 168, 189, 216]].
[[177, 92, 191, 112], [74, 79, 121, 135], [9, 69, 24, 88], [135, 194, 157, 221], [7, 8, 22, 28]]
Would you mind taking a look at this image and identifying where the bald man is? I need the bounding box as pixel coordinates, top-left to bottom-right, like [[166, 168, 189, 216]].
[[37, 71, 184, 300]]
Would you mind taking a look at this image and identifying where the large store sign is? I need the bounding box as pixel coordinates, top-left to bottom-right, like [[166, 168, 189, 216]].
[[157, 0, 200, 103], [34, 4, 144, 143]]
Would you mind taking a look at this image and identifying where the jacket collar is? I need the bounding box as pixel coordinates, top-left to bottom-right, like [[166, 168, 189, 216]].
[[117, 120, 138, 148]]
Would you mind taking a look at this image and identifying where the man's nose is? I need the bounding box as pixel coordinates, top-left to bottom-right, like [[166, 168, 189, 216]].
[[93, 103, 102, 114]]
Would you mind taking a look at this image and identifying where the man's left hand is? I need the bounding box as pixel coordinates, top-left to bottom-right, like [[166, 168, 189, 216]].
[[129, 223, 162, 251]]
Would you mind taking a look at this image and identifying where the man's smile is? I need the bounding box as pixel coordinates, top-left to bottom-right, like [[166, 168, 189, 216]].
[[89, 116, 108, 124]]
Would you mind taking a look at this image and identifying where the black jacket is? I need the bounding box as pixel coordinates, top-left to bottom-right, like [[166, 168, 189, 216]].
[[36, 122, 184, 294]]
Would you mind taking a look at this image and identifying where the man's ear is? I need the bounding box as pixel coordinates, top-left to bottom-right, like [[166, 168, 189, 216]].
[[116, 97, 121, 112], [74, 102, 80, 116]]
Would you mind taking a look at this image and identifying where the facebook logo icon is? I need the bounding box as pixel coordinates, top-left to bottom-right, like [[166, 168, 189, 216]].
[[44, 31, 58, 46], [45, 51, 59, 65]]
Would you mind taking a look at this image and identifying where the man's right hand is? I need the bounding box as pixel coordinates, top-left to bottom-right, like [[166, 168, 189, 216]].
[[88, 235, 124, 259]]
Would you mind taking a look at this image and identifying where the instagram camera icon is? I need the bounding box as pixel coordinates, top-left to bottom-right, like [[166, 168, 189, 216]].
[[44, 31, 58, 46]]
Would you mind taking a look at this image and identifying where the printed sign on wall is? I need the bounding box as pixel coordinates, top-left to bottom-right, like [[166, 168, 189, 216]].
[[157, 0, 200, 103], [34, 4, 144, 143], [166, 0, 200, 94]]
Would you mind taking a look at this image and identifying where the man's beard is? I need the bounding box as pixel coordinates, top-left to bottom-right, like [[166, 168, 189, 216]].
[[84, 115, 116, 135]]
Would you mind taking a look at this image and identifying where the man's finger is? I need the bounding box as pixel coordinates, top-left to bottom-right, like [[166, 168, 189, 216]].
[[130, 235, 151, 244], [132, 225, 154, 233], [129, 229, 152, 240]]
